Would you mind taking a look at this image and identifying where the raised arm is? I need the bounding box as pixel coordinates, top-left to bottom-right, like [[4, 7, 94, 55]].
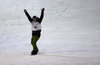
[[24, 9, 32, 22], [39, 8, 45, 23]]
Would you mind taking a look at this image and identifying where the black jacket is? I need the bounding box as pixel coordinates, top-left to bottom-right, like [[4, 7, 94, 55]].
[[24, 10, 44, 37]]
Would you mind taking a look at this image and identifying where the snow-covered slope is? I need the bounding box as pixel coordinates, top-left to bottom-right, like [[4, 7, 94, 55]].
[[0, 0, 100, 65]]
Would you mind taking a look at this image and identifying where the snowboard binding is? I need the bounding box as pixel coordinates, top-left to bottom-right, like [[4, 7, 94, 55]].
[[31, 50, 38, 55]]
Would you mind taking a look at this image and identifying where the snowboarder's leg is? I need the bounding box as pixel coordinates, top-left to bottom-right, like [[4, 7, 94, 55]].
[[31, 36, 39, 55]]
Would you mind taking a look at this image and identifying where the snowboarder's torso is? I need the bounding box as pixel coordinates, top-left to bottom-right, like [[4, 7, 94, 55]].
[[31, 21, 41, 31]]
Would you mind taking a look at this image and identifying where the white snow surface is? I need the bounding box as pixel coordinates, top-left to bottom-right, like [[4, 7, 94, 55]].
[[0, 0, 100, 65]]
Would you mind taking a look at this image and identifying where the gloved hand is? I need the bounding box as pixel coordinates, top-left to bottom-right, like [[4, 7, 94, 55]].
[[24, 9, 27, 12], [41, 8, 45, 11]]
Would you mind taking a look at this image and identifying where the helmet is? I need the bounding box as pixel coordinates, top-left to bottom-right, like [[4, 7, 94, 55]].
[[32, 16, 37, 19]]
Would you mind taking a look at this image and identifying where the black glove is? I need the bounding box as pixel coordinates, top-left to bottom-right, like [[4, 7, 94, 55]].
[[41, 8, 45, 11], [24, 9, 27, 12]]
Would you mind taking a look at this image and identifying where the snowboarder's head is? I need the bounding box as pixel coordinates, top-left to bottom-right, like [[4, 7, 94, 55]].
[[32, 16, 38, 22]]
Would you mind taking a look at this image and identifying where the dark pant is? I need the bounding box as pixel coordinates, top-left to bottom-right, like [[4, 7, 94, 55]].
[[31, 30, 41, 54], [31, 36, 40, 53]]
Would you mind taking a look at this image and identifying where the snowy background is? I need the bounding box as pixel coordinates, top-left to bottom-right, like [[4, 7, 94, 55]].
[[0, 0, 100, 65]]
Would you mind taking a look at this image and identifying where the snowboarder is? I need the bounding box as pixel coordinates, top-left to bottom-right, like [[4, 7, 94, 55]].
[[24, 8, 45, 55]]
